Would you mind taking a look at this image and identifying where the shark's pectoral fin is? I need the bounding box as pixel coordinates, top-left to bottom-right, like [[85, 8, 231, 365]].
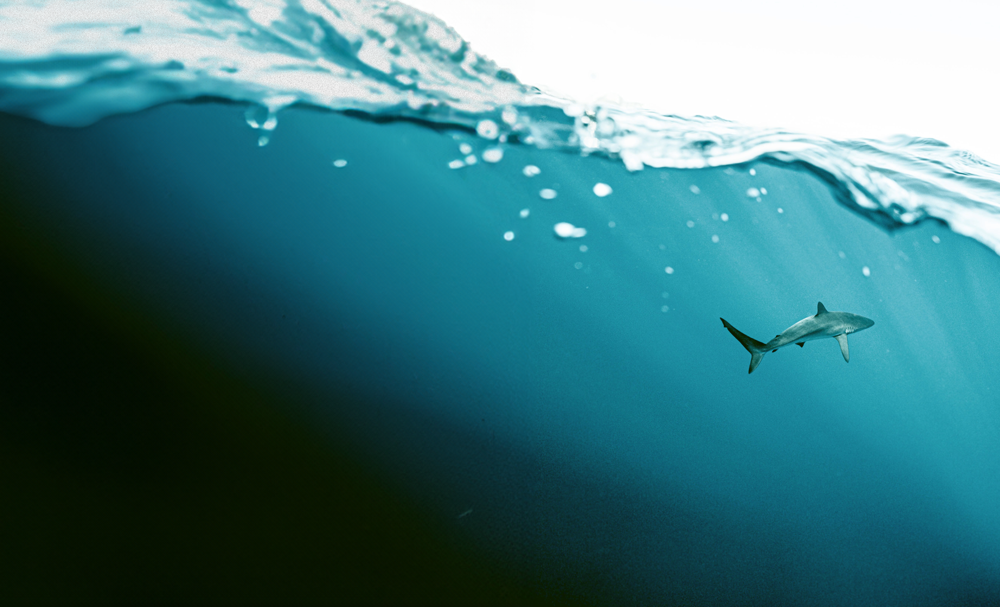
[[797, 342, 805, 347], [772, 349, 778, 353], [835, 333, 850, 362]]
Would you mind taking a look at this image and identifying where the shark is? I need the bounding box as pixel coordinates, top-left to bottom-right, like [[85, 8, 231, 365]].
[[721, 302, 874, 374]]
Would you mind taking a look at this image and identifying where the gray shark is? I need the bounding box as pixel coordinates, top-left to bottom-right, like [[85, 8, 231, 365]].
[[721, 302, 874, 374]]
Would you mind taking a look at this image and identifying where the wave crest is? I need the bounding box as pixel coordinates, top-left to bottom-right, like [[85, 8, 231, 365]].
[[3, 0, 1000, 253]]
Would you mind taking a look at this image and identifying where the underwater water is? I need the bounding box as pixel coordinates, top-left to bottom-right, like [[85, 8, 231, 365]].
[[2, 1, 1000, 605]]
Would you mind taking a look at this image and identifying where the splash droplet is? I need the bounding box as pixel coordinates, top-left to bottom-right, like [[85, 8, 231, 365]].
[[593, 183, 613, 197]]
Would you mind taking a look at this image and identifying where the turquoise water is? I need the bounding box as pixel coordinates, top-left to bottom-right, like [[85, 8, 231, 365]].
[[2, 1, 1000, 604]]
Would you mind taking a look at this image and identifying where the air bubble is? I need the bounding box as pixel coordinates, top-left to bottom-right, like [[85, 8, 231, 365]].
[[574, 262, 584, 270], [539, 188, 557, 200], [711, 235, 719, 243], [519, 208, 530, 218], [686, 220, 695, 228], [777, 208, 784, 213], [257, 135, 269, 147], [720, 213, 729, 222], [476, 119, 500, 140], [464, 154, 477, 165], [503, 231, 515, 241], [501, 107, 518, 125], [661, 306, 670, 313], [482, 148, 504, 163], [749, 168, 757, 176], [760, 187, 768, 195], [932, 235, 941, 243], [593, 183, 613, 197], [523, 165, 541, 177], [554, 222, 586, 238], [862, 266, 871, 277], [689, 185, 701, 194], [459, 143, 473, 155], [608, 221, 616, 228], [579, 245, 588, 252], [448, 159, 465, 169], [332, 159, 347, 168], [665, 266, 674, 274], [839, 251, 846, 259], [746, 187, 760, 197]]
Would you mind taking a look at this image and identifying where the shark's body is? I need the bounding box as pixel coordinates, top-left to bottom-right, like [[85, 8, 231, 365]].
[[721, 302, 874, 373]]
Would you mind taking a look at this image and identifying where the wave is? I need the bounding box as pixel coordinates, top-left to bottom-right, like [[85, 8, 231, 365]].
[[3, 0, 1000, 253]]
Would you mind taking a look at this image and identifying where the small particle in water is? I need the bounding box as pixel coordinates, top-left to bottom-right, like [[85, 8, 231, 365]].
[[661, 305, 670, 313], [689, 185, 701, 194], [661, 291, 669, 299], [665, 266, 675, 274], [457, 509, 473, 519], [523, 165, 541, 177], [448, 159, 465, 169], [332, 159, 347, 168], [932, 235, 941, 243], [539, 188, 558, 200], [579, 245, 588, 252], [459, 143, 473, 155], [711, 235, 720, 243], [608, 221, 616, 228], [658, 244, 666, 250], [554, 222, 586, 238], [519, 208, 530, 218], [760, 187, 768, 195], [476, 119, 500, 140], [257, 135, 269, 147], [465, 154, 478, 165], [838, 251, 846, 259], [503, 231, 515, 241], [686, 220, 695, 228], [593, 183, 613, 197], [746, 187, 760, 197], [777, 208, 784, 213], [862, 266, 871, 277], [712, 213, 719, 221], [749, 168, 757, 176], [574, 262, 584, 269], [720, 213, 729, 222], [482, 148, 504, 163]]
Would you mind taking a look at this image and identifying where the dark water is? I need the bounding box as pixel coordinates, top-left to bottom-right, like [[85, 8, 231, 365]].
[[2, 101, 999, 605]]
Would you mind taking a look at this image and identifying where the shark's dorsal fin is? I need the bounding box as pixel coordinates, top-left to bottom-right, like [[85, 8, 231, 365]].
[[817, 302, 828, 315]]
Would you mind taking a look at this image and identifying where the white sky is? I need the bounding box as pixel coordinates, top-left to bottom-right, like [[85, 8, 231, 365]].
[[405, 0, 1000, 163]]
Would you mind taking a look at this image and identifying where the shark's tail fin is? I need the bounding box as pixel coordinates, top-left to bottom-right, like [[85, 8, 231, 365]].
[[720, 318, 768, 374]]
